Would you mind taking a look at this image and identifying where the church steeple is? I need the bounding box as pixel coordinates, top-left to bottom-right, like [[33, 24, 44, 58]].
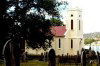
[[66, 7, 83, 38], [65, 7, 84, 55]]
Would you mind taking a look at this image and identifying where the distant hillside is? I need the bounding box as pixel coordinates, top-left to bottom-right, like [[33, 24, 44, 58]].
[[83, 32, 100, 39]]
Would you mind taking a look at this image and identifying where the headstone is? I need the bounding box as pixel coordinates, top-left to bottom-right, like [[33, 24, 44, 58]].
[[21, 52, 26, 62], [44, 52, 48, 62], [81, 50, 86, 66], [39, 53, 44, 61], [97, 51, 99, 65], [48, 49, 56, 66], [3, 40, 20, 66], [4, 42, 15, 66]]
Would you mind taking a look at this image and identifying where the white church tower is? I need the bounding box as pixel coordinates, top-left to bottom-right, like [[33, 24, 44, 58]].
[[66, 7, 84, 55]]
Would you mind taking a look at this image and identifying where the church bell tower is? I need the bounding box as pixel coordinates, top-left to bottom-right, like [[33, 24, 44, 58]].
[[66, 7, 84, 55]]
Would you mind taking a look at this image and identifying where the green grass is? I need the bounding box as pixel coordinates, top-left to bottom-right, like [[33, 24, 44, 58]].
[[0, 60, 81, 66], [1, 60, 99, 66], [20, 60, 48, 66], [21, 60, 82, 66], [0, 63, 3, 66], [0, 60, 48, 66], [0, 61, 3, 66]]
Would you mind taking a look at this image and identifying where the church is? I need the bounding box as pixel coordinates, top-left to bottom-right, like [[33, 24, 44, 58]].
[[25, 8, 84, 55]]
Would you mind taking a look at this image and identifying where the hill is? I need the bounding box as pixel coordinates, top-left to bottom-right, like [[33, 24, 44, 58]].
[[83, 32, 100, 39]]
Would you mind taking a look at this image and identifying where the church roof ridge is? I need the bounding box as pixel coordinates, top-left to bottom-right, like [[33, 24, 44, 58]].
[[51, 26, 66, 37]]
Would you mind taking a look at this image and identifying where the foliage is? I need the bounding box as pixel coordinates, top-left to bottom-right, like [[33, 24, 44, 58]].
[[0, 0, 68, 60], [50, 18, 64, 26], [0, 0, 67, 48], [84, 38, 96, 44]]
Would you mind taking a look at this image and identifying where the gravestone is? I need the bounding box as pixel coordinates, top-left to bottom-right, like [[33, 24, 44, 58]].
[[97, 51, 100, 66], [4, 42, 15, 66], [81, 50, 86, 66], [3, 39, 20, 66], [44, 52, 48, 62], [48, 49, 56, 66]]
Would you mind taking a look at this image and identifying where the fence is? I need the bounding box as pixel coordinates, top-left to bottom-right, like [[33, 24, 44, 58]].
[[56, 55, 81, 65], [26, 54, 81, 64], [1, 52, 100, 66], [23, 54, 81, 65]]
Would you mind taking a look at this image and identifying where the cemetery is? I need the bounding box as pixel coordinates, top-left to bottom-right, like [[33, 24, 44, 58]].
[[0, 48, 100, 66], [0, 0, 100, 66]]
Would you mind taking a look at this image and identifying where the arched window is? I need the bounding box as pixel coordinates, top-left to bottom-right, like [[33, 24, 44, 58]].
[[71, 20, 73, 30], [71, 39, 73, 49], [59, 38, 61, 48], [79, 20, 80, 30], [71, 14, 73, 17]]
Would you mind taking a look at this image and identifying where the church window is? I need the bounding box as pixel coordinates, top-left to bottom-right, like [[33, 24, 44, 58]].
[[59, 38, 61, 48], [71, 14, 73, 17], [71, 20, 73, 30], [71, 39, 73, 49], [79, 20, 80, 30], [79, 15, 81, 17]]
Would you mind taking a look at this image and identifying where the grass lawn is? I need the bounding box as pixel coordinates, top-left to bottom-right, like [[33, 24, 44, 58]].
[[20, 60, 82, 66], [0, 60, 81, 66], [21, 60, 48, 66], [1, 60, 99, 66]]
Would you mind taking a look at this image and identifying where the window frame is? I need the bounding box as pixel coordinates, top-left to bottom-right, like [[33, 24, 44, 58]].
[[79, 20, 80, 30], [71, 19, 73, 30], [71, 14, 73, 17], [71, 39, 73, 49], [59, 38, 61, 48]]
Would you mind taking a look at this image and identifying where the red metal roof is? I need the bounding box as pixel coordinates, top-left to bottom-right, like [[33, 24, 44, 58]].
[[51, 26, 66, 37]]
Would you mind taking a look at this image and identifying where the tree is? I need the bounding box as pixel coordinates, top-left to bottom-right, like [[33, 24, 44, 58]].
[[84, 38, 95, 44], [50, 18, 64, 26], [0, 0, 67, 66], [0, 0, 9, 59]]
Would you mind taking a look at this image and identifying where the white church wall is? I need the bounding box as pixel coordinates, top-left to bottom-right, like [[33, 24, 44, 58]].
[[51, 36, 68, 56], [66, 38, 82, 55]]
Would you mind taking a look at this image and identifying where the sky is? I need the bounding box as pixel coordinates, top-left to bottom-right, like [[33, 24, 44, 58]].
[[59, 0, 100, 33]]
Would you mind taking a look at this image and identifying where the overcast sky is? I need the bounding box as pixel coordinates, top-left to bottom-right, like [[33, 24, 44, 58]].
[[59, 0, 100, 33]]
